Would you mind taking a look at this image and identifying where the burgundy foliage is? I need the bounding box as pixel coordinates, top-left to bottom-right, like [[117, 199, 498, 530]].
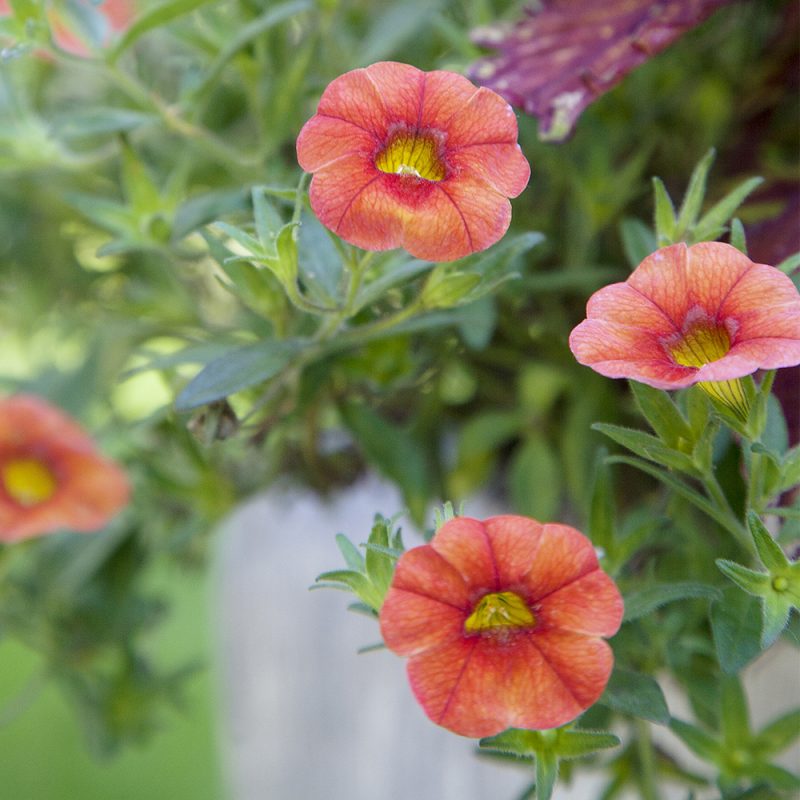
[[468, 0, 733, 141]]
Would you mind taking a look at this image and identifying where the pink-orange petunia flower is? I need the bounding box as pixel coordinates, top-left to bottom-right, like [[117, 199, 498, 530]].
[[379, 515, 623, 738], [0, 395, 130, 542], [569, 242, 800, 415], [296, 62, 531, 262], [0, 0, 132, 57]]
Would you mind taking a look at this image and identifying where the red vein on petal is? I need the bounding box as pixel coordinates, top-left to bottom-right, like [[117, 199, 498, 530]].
[[335, 174, 382, 232], [435, 184, 474, 251], [527, 634, 583, 707], [434, 637, 480, 725], [315, 112, 383, 144]]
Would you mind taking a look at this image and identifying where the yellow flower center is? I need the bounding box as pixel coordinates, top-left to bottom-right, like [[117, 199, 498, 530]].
[[464, 591, 535, 634], [668, 319, 748, 419], [375, 132, 446, 181], [1, 457, 57, 507]]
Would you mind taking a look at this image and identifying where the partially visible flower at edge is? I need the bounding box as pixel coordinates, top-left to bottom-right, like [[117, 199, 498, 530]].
[[379, 514, 623, 738], [569, 241, 800, 416], [0, 395, 130, 542], [0, 0, 133, 58], [296, 61, 530, 262]]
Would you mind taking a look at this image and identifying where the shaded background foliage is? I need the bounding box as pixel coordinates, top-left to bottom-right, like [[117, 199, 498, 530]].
[[0, 0, 798, 796]]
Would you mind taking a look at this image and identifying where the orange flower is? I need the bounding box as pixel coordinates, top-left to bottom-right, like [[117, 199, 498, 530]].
[[0, 0, 132, 57], [379, 515, 623, 738], [569, 242, 800, 414], [0, 395, 130, 542], [296, 62, 530, 262]]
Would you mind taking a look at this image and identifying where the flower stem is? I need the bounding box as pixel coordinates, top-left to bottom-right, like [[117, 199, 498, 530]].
[[635, 719, 660, 800]]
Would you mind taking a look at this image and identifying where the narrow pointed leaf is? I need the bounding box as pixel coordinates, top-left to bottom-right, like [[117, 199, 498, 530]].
[[335, 533, 365, 572], [629, 381, 692, 446], [589, 450, 615, 553], [556, 731, 620, 759], [535, 750, 559, 800], [715, 559, 771, 597], [761, 592, 791, 649], [729, 218, 747, 254], [675, 149, 715, 237], [619, 217, 656, 269], [748, 512, 790, 572], [691, 177, 764, 243], [753, 709, 800, 757], [669, 719, 721, 763], [593, 423, 696, 473]]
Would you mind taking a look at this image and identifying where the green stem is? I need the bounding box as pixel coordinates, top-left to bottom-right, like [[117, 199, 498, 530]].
[[634, 719, 660, 800], [702, 469, 753, 554]]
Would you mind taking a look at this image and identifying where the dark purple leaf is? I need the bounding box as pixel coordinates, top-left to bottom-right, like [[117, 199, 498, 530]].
[[468, 0, 733, 141]]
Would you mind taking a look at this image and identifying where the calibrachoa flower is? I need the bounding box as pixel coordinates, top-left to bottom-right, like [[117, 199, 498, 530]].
[[379, 515, 623, 738], [569, 242, 800, 415], [296, 61, 530, 262], [0, 395, 130, 542]]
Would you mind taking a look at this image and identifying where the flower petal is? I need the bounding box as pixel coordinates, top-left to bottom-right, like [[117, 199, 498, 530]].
[[407, 632, 589, 737], [449, 142, 530, 197], [364, 61, 424, 129], [316, 66, 390, 138], [380, 588, 466, 657], [531, 629, 614, 708], [419, 70, 480, 131], [431, 517, 498, 593], [585, 282, 678, 335], [720, 261, 800, 343], [308, 155, 404, 252], [400, 175, 511, 262], [482, 515, 545, 590], [296, 114, 378, 173], [569, 319, 697, 389], [445, 86, 521, 148], [522, 523, 600, 602], [389, 544, 470, 607], [536, 569, 623, 636]]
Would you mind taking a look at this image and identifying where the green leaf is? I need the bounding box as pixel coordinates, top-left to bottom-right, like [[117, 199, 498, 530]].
[[761, 591, 791, 649], [729, 218, 747, 254], [509, 435, 561, 521], [720, 675, 749, 747], [669, 719, 721, 763], [629, 381, 692, 447], [748, 512, 790, 573], [775, 251, 800, 275], [619, 217, 656, 269], [175, 339, 303, 410], [535, 750, 559, 800], [335, 534, 365, 572], [747, 763, 800, 791], [780, 445, 800, 493], [690, 176, 764, 243], [354, 256, 432, 311], [296, 214, 343, 306], [593, 423, 696, 473], [710, 588, 763, 674], [753, 709, 800, 757], [364, 517, 395, 602], [600, 669, 670, 724], [623, 582, 720, 623], [555, 731, 620, 759], [652, 177, 677, 245], [340, 403, 432, 524], [715, 559, 771, 598], [675, 148, 716, 238], [213, 221, 265, 257], [173, 189, 249, 240], [108, 0, 218, 63]]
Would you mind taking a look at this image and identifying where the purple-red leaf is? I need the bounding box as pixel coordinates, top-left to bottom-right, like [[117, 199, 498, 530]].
[[468, 0, 733, 142]]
